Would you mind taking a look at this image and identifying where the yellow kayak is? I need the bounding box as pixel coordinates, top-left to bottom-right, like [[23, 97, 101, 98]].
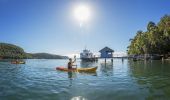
[[11, 61, 25, 64], [56, 66, 97, 73]]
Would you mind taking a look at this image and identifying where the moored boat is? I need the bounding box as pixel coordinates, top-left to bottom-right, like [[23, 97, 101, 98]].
[[80, 49, 98, 62]]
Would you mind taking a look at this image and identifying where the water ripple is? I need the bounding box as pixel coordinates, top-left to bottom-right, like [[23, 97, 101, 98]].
[[1, 59, 170, 100]]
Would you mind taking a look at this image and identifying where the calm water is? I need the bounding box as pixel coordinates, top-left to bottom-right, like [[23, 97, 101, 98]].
[[1, 59, 170, 100]]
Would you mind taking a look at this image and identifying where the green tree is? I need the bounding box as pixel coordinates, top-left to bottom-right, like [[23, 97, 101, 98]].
[[127, 15, 170, 58]]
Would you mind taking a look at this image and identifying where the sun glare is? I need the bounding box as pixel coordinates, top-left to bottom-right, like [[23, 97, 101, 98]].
[[74, 5, 91, 23]]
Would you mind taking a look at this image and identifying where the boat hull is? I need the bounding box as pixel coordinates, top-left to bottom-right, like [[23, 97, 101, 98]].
[[11, 62, 25, 64], [56, 66, 97, 73], [81, 58, 98, 62]]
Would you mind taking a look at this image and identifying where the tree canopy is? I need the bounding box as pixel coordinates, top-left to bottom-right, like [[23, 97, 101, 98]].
[[0, 43, 26, 59], [0, 43, 68, 59], [127, 15, 170, 56]]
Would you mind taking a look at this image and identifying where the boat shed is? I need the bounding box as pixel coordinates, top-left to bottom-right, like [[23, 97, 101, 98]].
[[99, 47, 114, 58]]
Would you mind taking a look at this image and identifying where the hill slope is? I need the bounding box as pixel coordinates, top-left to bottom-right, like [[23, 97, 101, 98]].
[[0, 43, 68, 59], [0, 43, 26, 59], [28, 53, 68, 59]]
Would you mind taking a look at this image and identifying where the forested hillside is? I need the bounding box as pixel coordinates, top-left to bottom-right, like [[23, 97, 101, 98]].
[[0, 43, 68, 59], [127, 15, 170, 57], [0, 43, 26, 59]]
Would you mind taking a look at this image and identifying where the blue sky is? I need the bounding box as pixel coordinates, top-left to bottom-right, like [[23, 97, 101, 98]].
[[0, 0, 170, 56]]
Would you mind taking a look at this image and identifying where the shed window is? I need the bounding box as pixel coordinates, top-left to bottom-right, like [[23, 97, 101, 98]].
[[108, 52, 112, 55]]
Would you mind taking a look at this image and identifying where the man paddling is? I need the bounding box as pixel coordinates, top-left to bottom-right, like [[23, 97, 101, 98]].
[[68, 56, 77, 70]]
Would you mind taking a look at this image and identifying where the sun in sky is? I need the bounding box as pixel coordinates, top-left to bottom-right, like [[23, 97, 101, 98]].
[[73, 4, 91, 26]]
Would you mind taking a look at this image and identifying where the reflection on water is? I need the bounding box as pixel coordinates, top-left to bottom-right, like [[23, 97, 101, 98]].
[[68, 71, 77, 87], [71, 96, 87, 100], [80, 61, 98, 68], [100, 62, 113, 76], [68, 72, 73, 79], [68, 72, 73, 87], [1, 59, 170, 100], [128, 60, 170, 100]]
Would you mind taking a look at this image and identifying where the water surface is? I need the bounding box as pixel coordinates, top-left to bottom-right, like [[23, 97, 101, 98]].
[[1, 59, 170, 100]]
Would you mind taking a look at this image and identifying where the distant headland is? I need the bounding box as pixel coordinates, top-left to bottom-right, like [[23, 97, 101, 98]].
[[0, 43, 68, 59]]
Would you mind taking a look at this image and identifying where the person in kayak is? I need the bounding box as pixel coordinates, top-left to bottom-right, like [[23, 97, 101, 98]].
[[68, 56, 77, 70]]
